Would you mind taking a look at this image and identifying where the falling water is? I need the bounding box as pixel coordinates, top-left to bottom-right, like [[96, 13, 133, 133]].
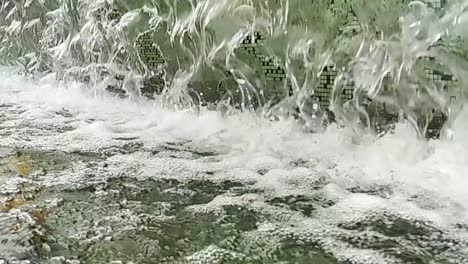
[[1, 0, 468, 263]]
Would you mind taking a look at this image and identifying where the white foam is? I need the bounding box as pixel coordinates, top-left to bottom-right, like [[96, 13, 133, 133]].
[[1, 70, 468, 226]]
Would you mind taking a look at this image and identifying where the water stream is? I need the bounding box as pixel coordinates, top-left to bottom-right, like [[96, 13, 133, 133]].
[[1, 0, 468, 263]]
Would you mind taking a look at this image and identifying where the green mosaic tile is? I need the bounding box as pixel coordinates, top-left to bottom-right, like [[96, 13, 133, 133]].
[[108, 1, 125, 21], [129, 0, 454, 108], [136, 31, 165, 69]]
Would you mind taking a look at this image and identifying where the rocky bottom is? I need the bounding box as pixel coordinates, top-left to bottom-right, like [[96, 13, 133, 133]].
[[1, 148, 467, 264], [0, 92, 467, 264]]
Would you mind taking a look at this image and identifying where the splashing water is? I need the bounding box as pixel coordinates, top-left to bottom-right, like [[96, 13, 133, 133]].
[[1, 0, 468, 263], [2, 0, 467, 127]]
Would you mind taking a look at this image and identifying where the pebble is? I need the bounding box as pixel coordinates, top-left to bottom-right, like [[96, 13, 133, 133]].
[[42, 243, 51, 252]]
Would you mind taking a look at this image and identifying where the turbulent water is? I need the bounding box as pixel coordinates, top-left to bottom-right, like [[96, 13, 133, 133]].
[[2, 71, 468, 264], [1, 0, 468, 263], [2, 0, 468, 128]]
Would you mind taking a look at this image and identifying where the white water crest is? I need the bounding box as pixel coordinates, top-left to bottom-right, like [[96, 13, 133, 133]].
[[1, 0, 467, 128]]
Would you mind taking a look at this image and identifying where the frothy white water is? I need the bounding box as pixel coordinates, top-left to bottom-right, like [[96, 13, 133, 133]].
[[2, 0, 467, 133], [3, 0, 468, 261], [1, 70, 468, 227]]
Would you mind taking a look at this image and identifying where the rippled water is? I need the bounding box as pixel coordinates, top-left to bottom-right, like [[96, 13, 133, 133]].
[[0, 74, 468, 263], [2, 0, 468, 263]]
